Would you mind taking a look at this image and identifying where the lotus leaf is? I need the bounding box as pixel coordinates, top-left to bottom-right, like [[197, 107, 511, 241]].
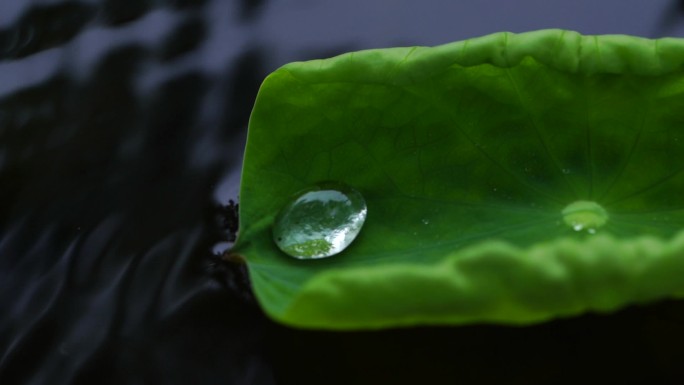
[[232, 29, 684, 329]]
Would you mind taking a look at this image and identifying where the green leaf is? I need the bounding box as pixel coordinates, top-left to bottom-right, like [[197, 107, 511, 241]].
[[233, 29, 684, 330]]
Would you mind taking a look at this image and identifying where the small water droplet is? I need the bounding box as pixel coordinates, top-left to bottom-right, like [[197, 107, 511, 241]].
[[272, 182, 367, 260], [562, 168, 571, 174], [421, 219, 429, 225], [562, 201, 608, 234]]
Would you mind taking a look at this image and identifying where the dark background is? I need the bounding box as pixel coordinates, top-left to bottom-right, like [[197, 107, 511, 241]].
[[2, 1, 684, 384]]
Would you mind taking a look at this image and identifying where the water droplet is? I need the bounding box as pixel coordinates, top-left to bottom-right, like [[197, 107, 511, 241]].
[[562, 168, 571, 174], [562, 200, 608, 234], [421, 219, 429, 225], [272, 182, 367, 260]]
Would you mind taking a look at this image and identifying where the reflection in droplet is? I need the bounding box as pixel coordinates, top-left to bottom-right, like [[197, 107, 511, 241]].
[[562, 200, 608, 234], [272, 182, 367, 260]]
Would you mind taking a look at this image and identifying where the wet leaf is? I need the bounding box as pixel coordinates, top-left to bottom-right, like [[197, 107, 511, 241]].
[[233, 30, 684, 329]]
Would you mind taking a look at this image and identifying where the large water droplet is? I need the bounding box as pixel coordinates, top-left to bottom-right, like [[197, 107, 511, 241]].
[[272, 182, 367, 260], [562, 200, 608, 234]]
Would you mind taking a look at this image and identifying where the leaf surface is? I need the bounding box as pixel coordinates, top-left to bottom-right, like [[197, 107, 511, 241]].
[[234, 30, 684, 329]]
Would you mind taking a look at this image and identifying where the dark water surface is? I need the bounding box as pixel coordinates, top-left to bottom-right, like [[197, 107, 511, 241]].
[[2, 1, 684, 384]]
